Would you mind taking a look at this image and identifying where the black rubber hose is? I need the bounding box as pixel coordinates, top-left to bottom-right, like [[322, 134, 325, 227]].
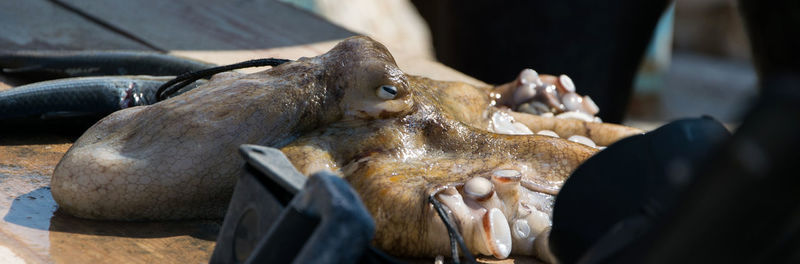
[[0, 76, 202, 120], [0, 51, 216, 82]]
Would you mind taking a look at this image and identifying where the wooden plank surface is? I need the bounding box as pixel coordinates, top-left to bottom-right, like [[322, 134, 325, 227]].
[[0, 0, 488, 263], [52, 0, 486, 87], [0, 0, 151, 51], [54, 0, 356, 51]]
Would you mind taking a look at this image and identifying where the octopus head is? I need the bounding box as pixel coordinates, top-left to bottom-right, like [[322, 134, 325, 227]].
[[322, 36, 414, 120]]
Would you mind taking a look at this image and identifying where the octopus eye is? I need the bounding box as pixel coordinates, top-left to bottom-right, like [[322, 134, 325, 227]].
[[376, 85, 398, 100]]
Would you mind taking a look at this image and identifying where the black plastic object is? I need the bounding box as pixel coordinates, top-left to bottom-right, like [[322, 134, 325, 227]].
[[210, 144, 399, 264], [639, 81, 800, 264], [0, 51, 215, 82], [549, 117, 732, 264], [0, 77, 208, 120], [549, 5, 800, 262], [209, 145, 299, 263]]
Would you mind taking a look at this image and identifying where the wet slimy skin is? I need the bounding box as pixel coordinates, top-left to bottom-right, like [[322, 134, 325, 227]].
[[51, 36, 639, 260]]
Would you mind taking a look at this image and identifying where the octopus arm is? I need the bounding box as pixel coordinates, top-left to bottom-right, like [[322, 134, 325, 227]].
[[281, 137, 341, 176], [343, 134, 594, 259], [509, 111, 644, 146]]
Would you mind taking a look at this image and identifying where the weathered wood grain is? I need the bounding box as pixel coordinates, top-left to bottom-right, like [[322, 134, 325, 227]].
[[54, 0, 355, 51], [0, 0, 150, 51]]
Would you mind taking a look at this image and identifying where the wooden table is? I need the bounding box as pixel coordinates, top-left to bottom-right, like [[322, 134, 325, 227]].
[[0, 0, 487, 263]]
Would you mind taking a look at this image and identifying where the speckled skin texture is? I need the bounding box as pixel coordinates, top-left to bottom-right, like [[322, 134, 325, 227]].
[[51, 36, 635, 259]]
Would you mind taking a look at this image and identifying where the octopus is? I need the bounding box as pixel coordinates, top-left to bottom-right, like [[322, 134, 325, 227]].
[[49, 36, 642, 261]]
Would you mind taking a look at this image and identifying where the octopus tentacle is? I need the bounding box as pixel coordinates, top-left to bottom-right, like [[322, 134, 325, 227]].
[[280, 112, 595, 259], [278, 64, 597, 259], [508, 111, 644, 147], [487, 68, 644, 146], [336, 139, 590, 258]]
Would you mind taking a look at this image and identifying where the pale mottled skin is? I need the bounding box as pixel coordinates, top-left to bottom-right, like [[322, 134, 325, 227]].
[[51, 36, 636, 259], [51, 39, 356, 219]]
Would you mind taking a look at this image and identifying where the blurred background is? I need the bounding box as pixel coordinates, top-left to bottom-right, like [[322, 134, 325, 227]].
[[631, 0, 756, 125], [282, 0, 757, 129]]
